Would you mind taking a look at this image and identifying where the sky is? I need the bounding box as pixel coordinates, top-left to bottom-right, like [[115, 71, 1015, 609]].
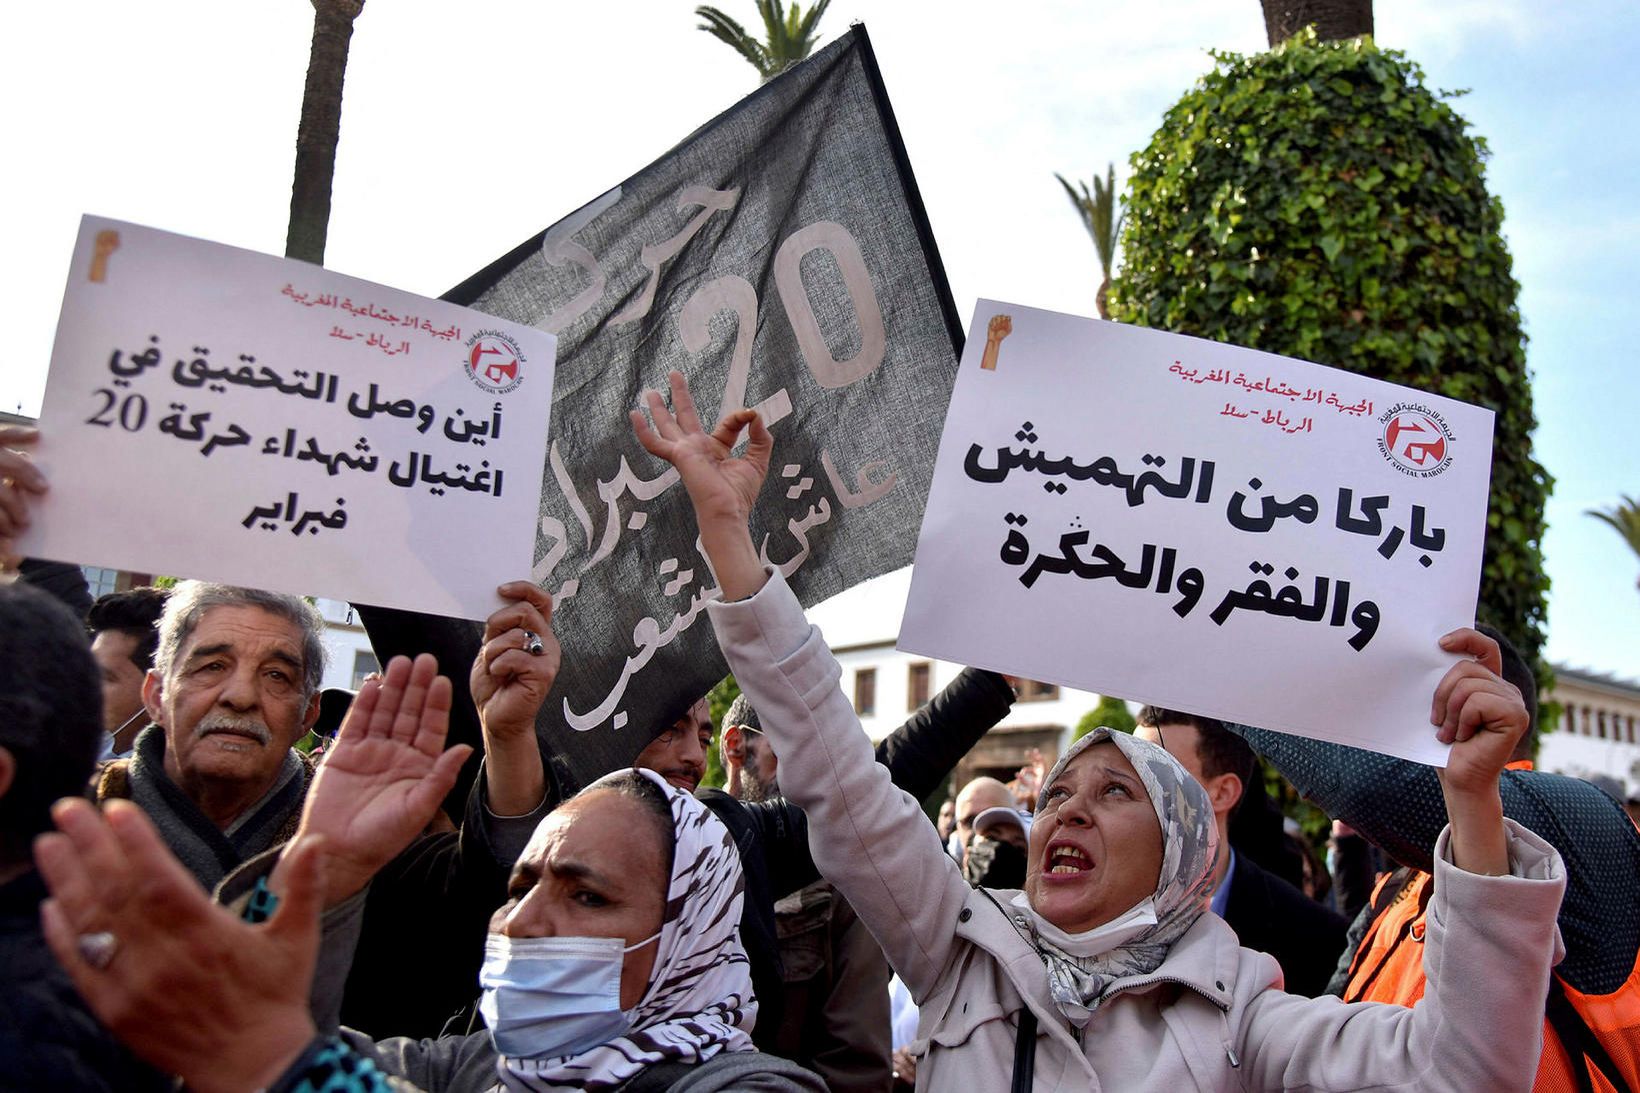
[[5, 0, 1636, 678]]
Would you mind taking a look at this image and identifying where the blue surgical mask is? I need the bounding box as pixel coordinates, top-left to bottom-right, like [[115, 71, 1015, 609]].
[[479, 931, 660, 1060]]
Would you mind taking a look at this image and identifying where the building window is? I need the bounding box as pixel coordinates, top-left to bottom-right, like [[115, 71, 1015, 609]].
[[1015, 679, 1059, 703], [854, 668, 876, 717], [351, 649, 381, 689], [908, 662, 931, 710], [83, 566, 120, 599], [1597, 710, 1608, 740]]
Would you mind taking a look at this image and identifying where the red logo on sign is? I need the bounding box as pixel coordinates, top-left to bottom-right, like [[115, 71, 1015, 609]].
[[1384, 414, 1446, 468], [463, 331, 526, 394], [471, 340, 517, 385], [1377, 404, 1455, 477]]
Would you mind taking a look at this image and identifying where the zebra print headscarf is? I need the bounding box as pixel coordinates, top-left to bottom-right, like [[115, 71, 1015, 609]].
[[496, 767, 755, 1091]]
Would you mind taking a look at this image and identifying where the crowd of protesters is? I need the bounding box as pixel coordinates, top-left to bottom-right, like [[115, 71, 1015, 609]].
[[1, 383, 1636, 1093]]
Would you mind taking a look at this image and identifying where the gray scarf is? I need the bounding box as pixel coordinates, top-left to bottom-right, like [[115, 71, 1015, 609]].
[[1022, 727, 1218, 1025], [124, 725, 308, 889]]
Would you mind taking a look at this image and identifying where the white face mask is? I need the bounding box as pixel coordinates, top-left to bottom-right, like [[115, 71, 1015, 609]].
[[100, 707, 147, 760], [478, 931, 660, 1060], [1011, 891, 1159, 957]]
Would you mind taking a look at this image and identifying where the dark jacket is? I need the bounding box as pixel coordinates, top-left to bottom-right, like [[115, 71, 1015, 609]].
[[1231, 724, 1640, 1087], [336, 779, 523, 1038], [699, 666, 1016, 1050], [1229, 724, 1640, 998], [0, 869, 170, 1092], [769, 881, 892, 1092], [1222, 849, 1348, 998]]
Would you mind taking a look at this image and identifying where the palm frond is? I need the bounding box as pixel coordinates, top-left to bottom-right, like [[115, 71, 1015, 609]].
[[756, 0, 785, 42], [1056, 164, 1123, 278], [1055, 173, 1095, 234], [697, 0, 829, 82], [1588, 495, 1640, 556], [1086, 163, 1121, 274], [793, 0, 832, 43], [696, 5, 774, 77]]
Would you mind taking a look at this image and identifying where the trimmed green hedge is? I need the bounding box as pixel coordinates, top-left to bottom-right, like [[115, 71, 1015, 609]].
[[1111, 29, 1551, 685]]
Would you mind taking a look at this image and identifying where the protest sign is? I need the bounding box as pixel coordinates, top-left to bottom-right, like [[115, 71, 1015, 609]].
[[399, 25, 961, 786], [20, 216, 555, 621], [900, 302, 1496, 766]]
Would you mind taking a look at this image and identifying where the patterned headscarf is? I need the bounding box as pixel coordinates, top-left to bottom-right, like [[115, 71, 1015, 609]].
[[497, 768, 755, 1091], [1021, 726, 1219, 1025]]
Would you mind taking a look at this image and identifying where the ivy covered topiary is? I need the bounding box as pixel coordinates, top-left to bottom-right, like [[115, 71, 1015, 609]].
[[1110, 29, 1552, 685]]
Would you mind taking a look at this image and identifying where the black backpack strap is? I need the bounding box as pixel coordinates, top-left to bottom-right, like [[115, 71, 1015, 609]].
[[1011, 1007, 1038, 1093], [1545, 974, 1633, 1093], [972, 887, 1040, 1092]]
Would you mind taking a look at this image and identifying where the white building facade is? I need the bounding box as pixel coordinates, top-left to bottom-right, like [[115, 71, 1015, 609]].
[[1539, 665, 1640, 796]]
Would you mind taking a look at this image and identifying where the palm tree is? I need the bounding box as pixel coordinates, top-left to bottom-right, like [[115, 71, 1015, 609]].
[[695, 0, 832, 83], [286, 0, 366, 265], [1260, 0, 1373, 46], [1055, 164, 1124, 319], [1588, 495, 1640, 589]]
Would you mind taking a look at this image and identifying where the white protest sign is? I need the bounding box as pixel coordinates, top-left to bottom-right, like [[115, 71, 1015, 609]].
[[20, 216, 555, 620], [900, 302, 1495, 766]]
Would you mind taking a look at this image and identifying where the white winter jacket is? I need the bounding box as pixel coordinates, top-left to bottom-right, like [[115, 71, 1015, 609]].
[[708, 570, 1567, 1092]]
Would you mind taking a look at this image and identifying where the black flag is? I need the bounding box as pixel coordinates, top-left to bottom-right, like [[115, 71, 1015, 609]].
[[385, 25, 960, 790]]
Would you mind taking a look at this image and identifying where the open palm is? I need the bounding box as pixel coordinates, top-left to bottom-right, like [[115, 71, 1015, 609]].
[[295, 653, 471, 903]]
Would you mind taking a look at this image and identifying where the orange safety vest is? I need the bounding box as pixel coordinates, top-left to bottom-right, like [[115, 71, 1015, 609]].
[[1342, 763, 1640, 1092]]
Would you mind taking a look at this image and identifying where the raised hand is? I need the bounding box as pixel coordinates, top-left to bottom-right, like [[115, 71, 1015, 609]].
[[286, 653, 472, 903], [35, 799, 322, 1093], [1429, 627, 1527, 875], [631, 369, 773, 601], [1011, 747, 1047, 808], [1431, 628, 1528, 794], [472, 582, 560, 740], [0, 426, 47, 570], [472, 582, 555, 816], [631, 369, 772, 528]]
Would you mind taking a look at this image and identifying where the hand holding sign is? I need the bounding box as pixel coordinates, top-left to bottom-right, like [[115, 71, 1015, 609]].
[[0, 426, 45, 569], [1429, 627, 1530, 875], [472, 581, 558, 816]]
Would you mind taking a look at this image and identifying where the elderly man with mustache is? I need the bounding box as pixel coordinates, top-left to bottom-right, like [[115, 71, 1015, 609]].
[[93, 583, 337, 878], [85, 577, 557, 1038]]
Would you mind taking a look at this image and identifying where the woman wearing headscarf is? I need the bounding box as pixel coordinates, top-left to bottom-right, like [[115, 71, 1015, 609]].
[[36, 654, 823, 1093], [629, 372, 1567, 1091]]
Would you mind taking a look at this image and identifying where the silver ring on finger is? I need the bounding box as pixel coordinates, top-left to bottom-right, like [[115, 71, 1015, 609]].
[[77, 930, 119, 970], [523, 630, 544, 656]]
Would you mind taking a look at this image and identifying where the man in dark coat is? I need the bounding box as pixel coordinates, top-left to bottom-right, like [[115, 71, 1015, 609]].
[[1137, 706, 1347, 997], [0, 580, 168, 1090]]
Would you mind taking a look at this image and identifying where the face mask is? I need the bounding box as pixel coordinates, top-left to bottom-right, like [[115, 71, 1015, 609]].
[[1011, 891, 1159, 957], [101, 707, 146, 761], [479, 931, 660, 1060]]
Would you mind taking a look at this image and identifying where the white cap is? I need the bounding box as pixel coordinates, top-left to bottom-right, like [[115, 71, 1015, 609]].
[[973, 805, 1032, 840]]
